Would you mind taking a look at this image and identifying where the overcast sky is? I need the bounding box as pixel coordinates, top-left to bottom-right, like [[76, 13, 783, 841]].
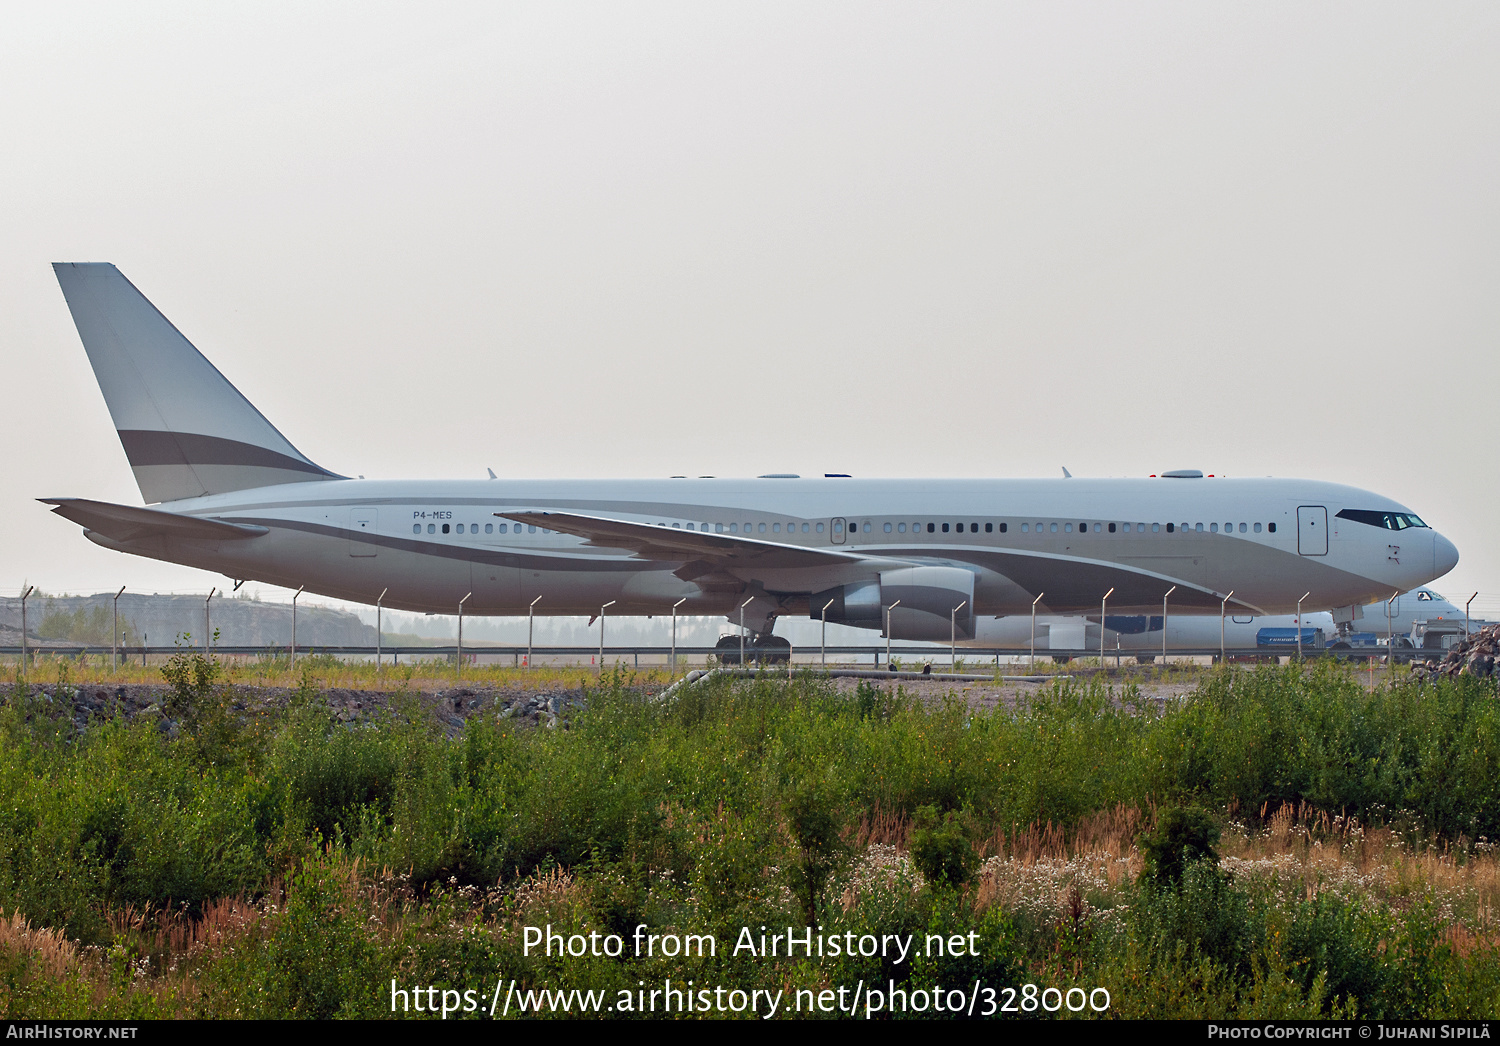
[[4, 2, 1498, 616]]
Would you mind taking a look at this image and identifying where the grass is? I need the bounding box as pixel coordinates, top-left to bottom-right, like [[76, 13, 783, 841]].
[[0, 659, 1495, 1017]]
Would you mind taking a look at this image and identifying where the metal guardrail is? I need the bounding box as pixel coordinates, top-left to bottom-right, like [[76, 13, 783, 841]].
[[0, 644, 1403, 660]]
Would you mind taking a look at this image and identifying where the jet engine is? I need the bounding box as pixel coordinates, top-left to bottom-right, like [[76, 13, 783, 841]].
[[811, 566, 976, 641]]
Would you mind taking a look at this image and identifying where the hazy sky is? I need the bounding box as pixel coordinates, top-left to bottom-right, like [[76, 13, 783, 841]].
[[5, 3, 1499, 615]]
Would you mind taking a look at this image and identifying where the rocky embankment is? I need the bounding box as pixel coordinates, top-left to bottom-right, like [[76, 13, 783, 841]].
[[1411, 624, 1500, 681], [3, 682, 628, 738]]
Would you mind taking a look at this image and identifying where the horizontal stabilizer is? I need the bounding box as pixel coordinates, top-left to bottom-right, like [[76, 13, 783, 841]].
[[499, 511, 871, 570], [40, 498, 269, 544]]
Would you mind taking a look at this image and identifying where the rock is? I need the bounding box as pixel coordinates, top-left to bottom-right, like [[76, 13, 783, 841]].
[[1436, 624, 1500, 680]]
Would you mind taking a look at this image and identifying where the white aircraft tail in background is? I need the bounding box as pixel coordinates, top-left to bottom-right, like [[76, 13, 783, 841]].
[[975, 588, 1470, 656]]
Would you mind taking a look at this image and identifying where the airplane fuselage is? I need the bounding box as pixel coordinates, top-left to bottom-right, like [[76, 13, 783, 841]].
[[77, 474, 1458, 633]]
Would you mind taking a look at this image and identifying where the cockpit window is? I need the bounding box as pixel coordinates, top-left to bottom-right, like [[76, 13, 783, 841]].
[[1336, 509, 1428, 530]]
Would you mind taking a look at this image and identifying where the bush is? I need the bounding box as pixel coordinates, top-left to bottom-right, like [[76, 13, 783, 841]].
[[910, 805, 977, 889], [1140, 805, 1221, 890], [782, 779, 848, 928]]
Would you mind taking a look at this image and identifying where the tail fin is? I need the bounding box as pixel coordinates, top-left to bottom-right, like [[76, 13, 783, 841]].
[[53, 263, 341, 504]]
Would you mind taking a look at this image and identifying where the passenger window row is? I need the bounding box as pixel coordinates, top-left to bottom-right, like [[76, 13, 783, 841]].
[[1008, 521, 1276, 535], [412, 522, 547, 535], [409, 517, 1278, 539], [863, 520, 1278, 536], [708, 521, 817, 534]]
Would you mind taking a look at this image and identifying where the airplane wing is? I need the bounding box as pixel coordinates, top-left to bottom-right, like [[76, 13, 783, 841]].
[[41, 498, 270, 543], [498, 511, 871, 570], [499, 510, 1264, 611]]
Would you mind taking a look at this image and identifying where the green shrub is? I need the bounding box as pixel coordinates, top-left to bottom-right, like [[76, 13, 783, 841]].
[[1140, 805, 1221, 890], [910, 805, 977, 889], [205, 851, 393, 1018], [1131, 860, 1254, 976]]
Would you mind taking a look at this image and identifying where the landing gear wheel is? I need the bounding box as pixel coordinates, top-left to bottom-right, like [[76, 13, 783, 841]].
[[715, 634, 791, 665], [750, 634, 791, 664], [1328, 641, 1368, 663], [715, 635, 745, 665]]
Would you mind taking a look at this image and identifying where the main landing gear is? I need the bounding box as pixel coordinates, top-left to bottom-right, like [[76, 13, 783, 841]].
[[715, 634, 791, 665]]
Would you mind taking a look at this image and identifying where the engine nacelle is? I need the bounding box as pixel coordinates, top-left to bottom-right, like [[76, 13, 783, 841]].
[[811, 566, 976, 641], [810, 579, 883, 628]]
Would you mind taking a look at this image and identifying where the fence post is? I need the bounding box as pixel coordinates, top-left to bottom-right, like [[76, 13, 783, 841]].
[[19, 586, 33, 676]]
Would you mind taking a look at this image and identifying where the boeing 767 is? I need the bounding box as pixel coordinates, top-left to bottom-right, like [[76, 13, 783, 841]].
[[42, 263, 1459, 645]]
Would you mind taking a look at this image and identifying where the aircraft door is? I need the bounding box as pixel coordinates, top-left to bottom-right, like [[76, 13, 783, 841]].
[[1297, 506, 1327, 556], [349, 509, 377, 557], [831, 517, 847, 545]]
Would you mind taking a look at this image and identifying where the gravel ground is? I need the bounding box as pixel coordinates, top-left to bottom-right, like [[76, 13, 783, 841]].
[[10, 679, 599, 738], [8, 671, 1206, 736]]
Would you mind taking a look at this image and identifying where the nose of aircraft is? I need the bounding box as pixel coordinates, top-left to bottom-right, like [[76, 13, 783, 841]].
[[1433, 531, 1460, 578]]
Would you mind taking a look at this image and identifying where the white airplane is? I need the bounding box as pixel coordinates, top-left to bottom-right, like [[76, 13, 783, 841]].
[[979, 587, 1467, 657], [42, 264, 1459, 647]]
